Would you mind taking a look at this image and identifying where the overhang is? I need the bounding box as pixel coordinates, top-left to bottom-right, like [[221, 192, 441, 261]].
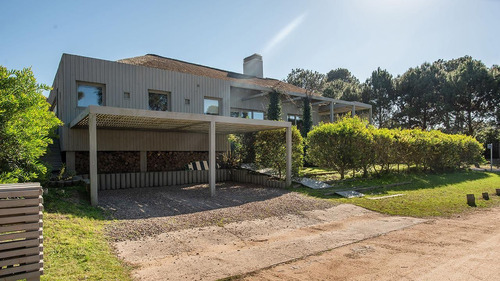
[[70, 106, 291, 134]]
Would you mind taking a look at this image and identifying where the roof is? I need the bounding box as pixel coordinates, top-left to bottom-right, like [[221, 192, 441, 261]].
[[71, 106, 291, 134], [118, 54, 320, 96]]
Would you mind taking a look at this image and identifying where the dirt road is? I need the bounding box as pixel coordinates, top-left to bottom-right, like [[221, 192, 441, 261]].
[[243, 207, 500, 281], [114, 204, 424, 280]]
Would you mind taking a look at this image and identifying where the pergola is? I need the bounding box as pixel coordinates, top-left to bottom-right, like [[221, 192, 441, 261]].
[[70, 106, 292, 206]]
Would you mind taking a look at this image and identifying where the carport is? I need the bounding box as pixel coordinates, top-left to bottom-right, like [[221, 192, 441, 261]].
[[70, 105, 292, 206]]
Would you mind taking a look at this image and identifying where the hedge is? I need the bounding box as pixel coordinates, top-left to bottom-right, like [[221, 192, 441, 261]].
[[306, 117, 483, 178], [254, 126, 303, 178]]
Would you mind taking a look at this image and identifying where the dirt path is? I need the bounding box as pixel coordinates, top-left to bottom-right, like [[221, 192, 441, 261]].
[[114, 204, 424, 280], [243, 207, 500, 281]]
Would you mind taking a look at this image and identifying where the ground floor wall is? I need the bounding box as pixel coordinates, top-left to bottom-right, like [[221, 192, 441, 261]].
[[72, 151, 227, 174], [77, 169, 286, 190]]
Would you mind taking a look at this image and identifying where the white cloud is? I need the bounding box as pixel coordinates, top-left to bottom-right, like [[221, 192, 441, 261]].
[[262, 13, 307, 56]]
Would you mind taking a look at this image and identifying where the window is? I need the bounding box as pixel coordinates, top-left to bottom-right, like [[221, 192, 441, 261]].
[[149, 91, 170, 111], [77, 82, 104, 107], [204, 97, 220, 115], [231, 109, 264, 120], [124, 92, 131, 100], [287, 114, 303, 129]]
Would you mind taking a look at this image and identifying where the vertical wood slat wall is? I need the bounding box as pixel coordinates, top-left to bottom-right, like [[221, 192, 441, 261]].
[[0, 183, 43, 281], [82, 169, 285, 190]]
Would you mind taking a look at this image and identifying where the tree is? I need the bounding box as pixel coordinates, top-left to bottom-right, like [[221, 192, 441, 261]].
[[394, 62, 446, 130], [301, 97, 312, 137], [285, 68, 326, 92], [267, 91, 282, 121], [364, 68, 395, 128], [285, 68, 325, 136], [445, 56, 496, 135], [254, 126, 304, 179], [323, 80, 362, 102], [326, 68, 359, 84], [0, 66, 62, 183]]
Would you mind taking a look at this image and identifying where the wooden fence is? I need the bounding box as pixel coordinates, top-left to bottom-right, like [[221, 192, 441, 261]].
[[0, 183, 43, 281], [232, 169, 286, 188], [79, 169, 286, 190], [94, 169, 231, 190]]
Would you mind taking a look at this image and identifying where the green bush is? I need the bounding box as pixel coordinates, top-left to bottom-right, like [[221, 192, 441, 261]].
[[0, 66, 62, 183], [306, 116, 484, 177], [307, 117, 372, 179], [254, 126, 303, 179]]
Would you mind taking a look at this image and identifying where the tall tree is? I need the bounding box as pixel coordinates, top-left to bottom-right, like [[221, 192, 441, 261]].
[[0, 66, 62, 183], [394, 62, 446, 130], [445, 56, 496, 135], [301, 97, 312, 137], [267, 91, 282, 121], [285, 68, 325, 136], [323, 80, 362, 101], [326, 68, 359, 84], [364, 67, 395, 128]]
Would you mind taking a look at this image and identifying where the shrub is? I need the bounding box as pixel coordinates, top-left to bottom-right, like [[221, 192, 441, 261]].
[[306, 116, 371, 179], [254, 126, 303, 179], [306, 117, 484, 178], [0, 66, 62, 183]]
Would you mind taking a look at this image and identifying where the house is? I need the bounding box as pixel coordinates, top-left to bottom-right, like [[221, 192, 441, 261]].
[[47, 53, 372, 205]]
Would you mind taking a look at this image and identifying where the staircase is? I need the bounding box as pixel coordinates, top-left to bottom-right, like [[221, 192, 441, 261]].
[[41, 138, 63, 172]]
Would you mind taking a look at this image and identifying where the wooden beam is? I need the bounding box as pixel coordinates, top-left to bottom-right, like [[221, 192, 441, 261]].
[[209, 121, 216, 197], [330, 102, 335, 123], [286, 126, 292, 187], [282, 97, 303, 103], [241, 92, 268, 101], [89, 113, 98, 206]]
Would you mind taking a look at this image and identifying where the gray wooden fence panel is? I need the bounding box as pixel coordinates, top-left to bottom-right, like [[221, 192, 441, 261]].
[[0, 183, 43, 281]]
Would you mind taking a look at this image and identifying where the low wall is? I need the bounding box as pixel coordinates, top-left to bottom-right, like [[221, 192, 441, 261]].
[[95, 169, 231, 190], [0, 183, 44, 281], [232, 169, 286, 188], [79, 169, 286, 190]]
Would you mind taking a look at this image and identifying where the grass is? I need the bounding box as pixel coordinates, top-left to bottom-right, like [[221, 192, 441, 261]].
[[42, 186, 132, 281], [293, 170, 500, 217]]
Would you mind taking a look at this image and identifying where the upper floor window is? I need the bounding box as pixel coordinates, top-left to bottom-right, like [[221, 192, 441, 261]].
[[287, 114, 303, 129], [149, 90, 170, 111], [204, 97, 220, 115], [77, 82, 104, 107], [231, 109, 264, 120]]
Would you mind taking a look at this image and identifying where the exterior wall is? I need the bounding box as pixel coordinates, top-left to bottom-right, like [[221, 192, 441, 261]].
[[229, 86, 320, 124], [49, 54, 318, 155]]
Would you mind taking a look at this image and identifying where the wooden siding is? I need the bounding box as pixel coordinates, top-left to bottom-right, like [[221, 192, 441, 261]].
[[229, 86, 320, 123], [62, 128, 229, 151], [0, 183, 43, 281], [79, 169, 285, 190]]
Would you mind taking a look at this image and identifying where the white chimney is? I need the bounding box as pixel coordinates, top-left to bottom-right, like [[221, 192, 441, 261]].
[[243, 54, 263, 78]]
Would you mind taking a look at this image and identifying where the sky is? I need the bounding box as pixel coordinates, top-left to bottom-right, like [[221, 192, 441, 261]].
[[1, 0, 499, 95]]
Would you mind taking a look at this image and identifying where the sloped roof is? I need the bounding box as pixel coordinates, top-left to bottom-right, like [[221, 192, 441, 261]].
[[118, 54, 319, 96]]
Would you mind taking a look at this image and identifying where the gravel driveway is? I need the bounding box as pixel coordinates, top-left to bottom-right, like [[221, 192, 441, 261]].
[[101, 182, 337, 241]]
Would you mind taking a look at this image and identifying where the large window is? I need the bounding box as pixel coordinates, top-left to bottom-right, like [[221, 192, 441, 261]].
[[231, 109, 264, 120], [77, 82, 104, 107], [149, 91, 170, 111], [204, 97, 221, 115], [287, 114, 303, 129]]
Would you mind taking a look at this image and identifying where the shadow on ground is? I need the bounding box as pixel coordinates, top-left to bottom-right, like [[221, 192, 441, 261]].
[[99, 182, 291, 220]]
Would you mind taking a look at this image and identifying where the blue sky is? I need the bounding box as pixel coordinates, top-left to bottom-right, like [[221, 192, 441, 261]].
[[1, 0, 498, 95]]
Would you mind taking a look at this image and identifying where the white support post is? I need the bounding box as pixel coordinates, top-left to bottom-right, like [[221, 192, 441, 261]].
[[89, 113, 98, 206], [330, 102, 335, 123], [286, 126, 292, 187], [209, 121, 216, 196], [352, 105, 356, 117], [369, 107, 373, 124]]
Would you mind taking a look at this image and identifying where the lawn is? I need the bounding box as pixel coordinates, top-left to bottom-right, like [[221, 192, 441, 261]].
[[293, 170, 500, 217], [42, 186, 132, 281]]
